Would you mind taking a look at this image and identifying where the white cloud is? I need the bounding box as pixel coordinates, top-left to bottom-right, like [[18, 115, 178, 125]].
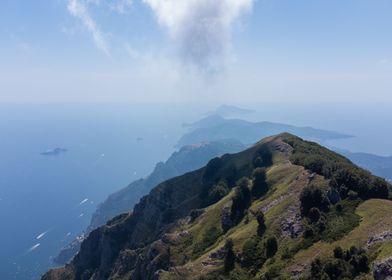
[[142, 0, 253, 72], [67, 0, 110, 55]]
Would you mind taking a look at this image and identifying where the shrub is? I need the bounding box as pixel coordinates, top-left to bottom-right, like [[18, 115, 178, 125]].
[[333, 246, 343, 259], [256, 210, 266, 237], [252, 168, 268, 199], [231, 181, 252, 224], [193, 226, 221, 256], [253, 147, 273, 168], [308, 246, 370, 280], [207, 181, 229, 204], [265, 236, 278, 258], [224, 239, 235, 273], [284, 135, 391, 201], [300, 185, 330, 216], [308, 207, 321, 223]]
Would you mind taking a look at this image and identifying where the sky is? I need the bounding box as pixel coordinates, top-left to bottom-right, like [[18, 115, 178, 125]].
[[0, 0, 392, 104]]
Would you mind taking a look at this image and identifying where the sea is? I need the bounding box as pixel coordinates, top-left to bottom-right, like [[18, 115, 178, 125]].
[[0, 103, 205, 280], [0, 102, 390, 280]]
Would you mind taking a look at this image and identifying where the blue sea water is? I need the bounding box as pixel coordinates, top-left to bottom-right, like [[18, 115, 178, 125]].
[[0, 103, 205, 280]]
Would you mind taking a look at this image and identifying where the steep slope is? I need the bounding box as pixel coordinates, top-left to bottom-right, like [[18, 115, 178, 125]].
[[54, 140, 245, 265], [42, 134, 391, 280], [90, 140, 245, 229]]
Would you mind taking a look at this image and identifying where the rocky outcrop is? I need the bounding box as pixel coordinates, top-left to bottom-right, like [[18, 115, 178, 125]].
[[54, 233, 86, 265], [368, 231, 392, 247], [281, 203, 303, 239], [55, 141, 244, 265], [374, 256, 392, 280]]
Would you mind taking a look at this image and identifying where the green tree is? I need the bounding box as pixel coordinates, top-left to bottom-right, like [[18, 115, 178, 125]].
[[224, 239, 235, 273], [265, 236, 278, 258], [231, 179, 251, 224], [252, 168, 268, 198], [256, 210, 266, 237]]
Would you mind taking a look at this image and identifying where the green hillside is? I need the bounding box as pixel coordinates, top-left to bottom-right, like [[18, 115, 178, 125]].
[[42, 134, 392, 280]]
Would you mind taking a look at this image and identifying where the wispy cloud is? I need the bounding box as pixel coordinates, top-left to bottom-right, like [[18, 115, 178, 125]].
[[67, 0, 110, 55], [108, 0, 133, 14], [142, 0, 253, 72], [17, 42, 32, 54]]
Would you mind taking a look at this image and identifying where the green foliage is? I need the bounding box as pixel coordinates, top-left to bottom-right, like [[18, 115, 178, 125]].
[[256, 210, 266, 237], [231, 181, 252, 224], [300, 185, 330, 216], [242, 236, 266, 271], [207, 180, 230, 205], [193, 226, 221, 257], [252, 167, 269, 199], [203, 157, 224, 183], [253, 147, 273, 168], [320, 200, 361, 242], [262, 263, 284, 280], [224, 239, 235, 273], [265, 236, 278, 258], [229, 268, 251, 280], [284, 135, 391, 200], [307, 246, 369, 280], [308, 207, 321, 223], [241, 235, 278, 274], [302, 199, 360, 243]]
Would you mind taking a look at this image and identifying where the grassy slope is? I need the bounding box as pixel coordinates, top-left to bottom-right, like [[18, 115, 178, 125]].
[[160, 136, 392, 280], [159, 143, 315, 279]]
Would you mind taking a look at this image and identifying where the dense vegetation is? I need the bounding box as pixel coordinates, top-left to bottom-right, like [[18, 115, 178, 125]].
[[307, 246, 370, 280], [284, 135, 391, 200]]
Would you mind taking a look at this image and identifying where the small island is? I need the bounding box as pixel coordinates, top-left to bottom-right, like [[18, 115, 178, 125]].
[[40, 148, 68, 156]]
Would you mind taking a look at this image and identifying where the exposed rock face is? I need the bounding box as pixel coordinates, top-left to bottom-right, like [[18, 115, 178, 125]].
[[131, 241, 171, 280], [209, 246, 226, 260], [374, 257, 392, 280], [54, 234, 86, 265], [281, 203, 303, 239], [368, 231, 392, 247], [55, 141, 244, 265]]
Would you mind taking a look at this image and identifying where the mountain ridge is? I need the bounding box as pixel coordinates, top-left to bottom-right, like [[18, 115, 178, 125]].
[[43, 133, 392, 280]]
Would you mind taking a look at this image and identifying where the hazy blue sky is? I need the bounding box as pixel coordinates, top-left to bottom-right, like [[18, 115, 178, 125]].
[[1, 0, 391, 103]]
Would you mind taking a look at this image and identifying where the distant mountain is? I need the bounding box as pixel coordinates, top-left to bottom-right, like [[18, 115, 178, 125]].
[[54, 140, 245, 265], [182, 116, 392, 181], [43, 134, 392, 280], [178, 115, 352, 147], [340, 151, 392, 181]]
